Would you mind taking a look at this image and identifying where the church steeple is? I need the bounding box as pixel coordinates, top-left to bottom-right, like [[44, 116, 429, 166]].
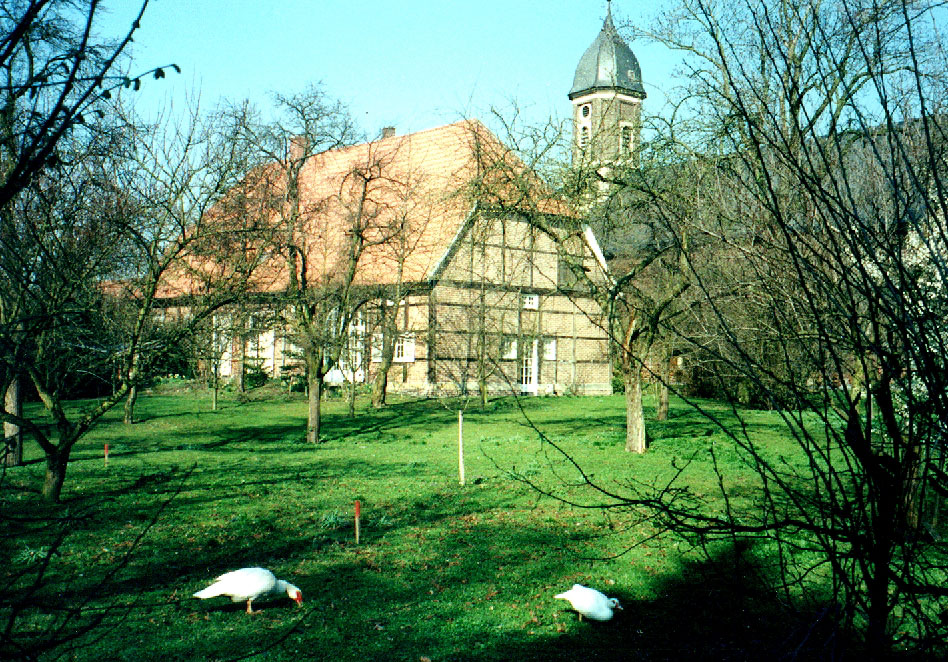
[[570, 1, 645, 166]]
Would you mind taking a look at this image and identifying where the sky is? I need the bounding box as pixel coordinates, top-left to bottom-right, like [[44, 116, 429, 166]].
[[97, 0, 680, 139]]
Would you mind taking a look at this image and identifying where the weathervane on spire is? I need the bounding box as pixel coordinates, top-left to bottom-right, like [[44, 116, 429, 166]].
[[603, 0, 616, 34]]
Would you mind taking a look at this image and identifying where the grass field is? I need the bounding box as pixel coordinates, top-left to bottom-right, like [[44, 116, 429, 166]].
[[3, 384, 839, 661]]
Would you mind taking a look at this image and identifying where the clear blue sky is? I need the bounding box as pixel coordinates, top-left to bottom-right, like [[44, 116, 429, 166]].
[[99, 0, 678, 137]]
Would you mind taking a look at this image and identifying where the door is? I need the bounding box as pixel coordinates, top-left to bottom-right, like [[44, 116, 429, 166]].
[[520, 339, 538, 395]]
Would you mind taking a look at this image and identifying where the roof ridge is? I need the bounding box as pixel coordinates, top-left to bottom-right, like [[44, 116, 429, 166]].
[[315, 118, 486, 161], [372, 118, 484, 143]]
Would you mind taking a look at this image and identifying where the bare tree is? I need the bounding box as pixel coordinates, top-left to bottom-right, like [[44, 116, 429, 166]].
[[0, 0, 177, 469], [516, 0, 948, 654], [237, 87, 441, 442], [0, 0, 177, 210], [115, 100, 271, 424], [446, 113, 612, 405], [470, 106, 691, 445], [425, 210, 522, 407], [0, 98, 267, 501], [368, 197, 431, 409]]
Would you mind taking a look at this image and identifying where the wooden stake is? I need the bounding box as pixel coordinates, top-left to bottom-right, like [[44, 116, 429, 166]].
[[458, 410, 465, 486], [354, 499, 361, 544], [104, 443, 109, 467]]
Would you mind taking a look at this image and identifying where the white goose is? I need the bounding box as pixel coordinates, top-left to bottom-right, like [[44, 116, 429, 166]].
[[193, 567, 302, 614], [554, 584, 622, 621]]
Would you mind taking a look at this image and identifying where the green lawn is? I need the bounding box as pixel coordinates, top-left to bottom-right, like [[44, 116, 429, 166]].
[[2, 385, 837, 660]]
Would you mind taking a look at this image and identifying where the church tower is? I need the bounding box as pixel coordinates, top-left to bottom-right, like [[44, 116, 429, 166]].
[[570, 1, 645, 167]]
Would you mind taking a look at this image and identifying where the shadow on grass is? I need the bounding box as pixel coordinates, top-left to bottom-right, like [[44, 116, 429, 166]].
[[163, 539, 853, 662], [7, 486, 869, 660], [4, 394, 885, 660], [595, 548, 847, 662], [69, 398, 467, 461]]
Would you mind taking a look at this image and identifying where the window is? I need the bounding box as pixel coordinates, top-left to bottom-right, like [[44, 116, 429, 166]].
[[326, 308, 341, 334], [370, 332, 383, 362], [580, 125, 590, 148], [520, 355, 534, 389], [501, 337, 518, 360], [543, 338, 556, 361], [394, 334, 415, 363], [522, 294, 539, 310], [340, 335, 364, 373], [581, 104, 591, 118], [620, 124, 634, 157]]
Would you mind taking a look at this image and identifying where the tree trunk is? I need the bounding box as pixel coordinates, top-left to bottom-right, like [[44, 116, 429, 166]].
[[475, 329, 488, 408], [124, 384, 138, 425], [656, 349, 670, 422], [371, 365, 389, 409], [42, 446, 71, 502], [372, 320, 395, 408], [347, 376, 356, 417], [3, 376, 23, 466], [865, 566, 893, 657], [902, 442, 924, 532], [656, 382, 669, 421], [307, 370, 323, 444], [477, 296, 489, 408], [211, 363, 219, 412], [625, 369, 647, 453], [234, 335, 245, 393], [865, 496, 896, 657]]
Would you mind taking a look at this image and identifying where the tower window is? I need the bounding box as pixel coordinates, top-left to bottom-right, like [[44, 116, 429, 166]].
[[581, 104, 591, 118], [620, 125, 634, 156], [580, 125, 590, 148]]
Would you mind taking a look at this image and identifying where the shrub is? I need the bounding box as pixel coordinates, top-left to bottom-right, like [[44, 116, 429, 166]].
[[244, 362, 270, 389]]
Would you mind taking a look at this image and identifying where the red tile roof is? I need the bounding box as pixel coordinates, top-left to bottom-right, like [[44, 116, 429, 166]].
[[160, 119, 572, 298]]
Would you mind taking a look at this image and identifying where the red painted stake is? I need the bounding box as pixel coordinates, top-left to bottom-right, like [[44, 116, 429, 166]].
[[104, 443, 109, 466], [354, 500, 361, 544]]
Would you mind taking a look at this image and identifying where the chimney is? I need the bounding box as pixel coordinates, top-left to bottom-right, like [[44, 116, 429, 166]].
[[289, 135, 308, 162], [381, 126, 396, 139]]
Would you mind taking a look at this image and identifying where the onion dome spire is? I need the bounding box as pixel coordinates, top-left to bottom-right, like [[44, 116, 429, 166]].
[[569, 1, 645, 100]]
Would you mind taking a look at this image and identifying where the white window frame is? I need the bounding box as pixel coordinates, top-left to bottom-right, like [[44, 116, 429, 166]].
[[543, 337, 556, 361], [339, 336, 364, 373], [393, 333, 415, 363], [501, 337, 518, 360], [370, 332, 383, 363], [521, 339, 539, 395]]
